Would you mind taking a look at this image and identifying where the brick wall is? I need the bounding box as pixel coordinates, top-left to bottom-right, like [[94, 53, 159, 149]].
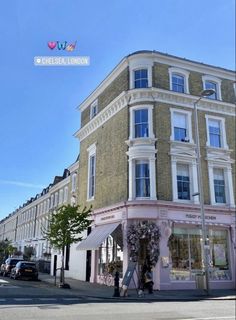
[[81, 67, 129, 128], [78, 107, 129, 209]]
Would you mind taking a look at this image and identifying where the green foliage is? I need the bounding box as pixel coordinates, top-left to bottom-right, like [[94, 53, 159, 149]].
[[0, 240, 19, 262], [44, 204, 92, 251]]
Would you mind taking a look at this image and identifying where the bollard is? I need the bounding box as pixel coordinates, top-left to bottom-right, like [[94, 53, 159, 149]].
[[113, 271, 120, 297]]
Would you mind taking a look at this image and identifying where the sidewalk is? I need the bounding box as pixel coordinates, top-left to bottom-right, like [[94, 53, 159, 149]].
[[39, 273, 236, 301]]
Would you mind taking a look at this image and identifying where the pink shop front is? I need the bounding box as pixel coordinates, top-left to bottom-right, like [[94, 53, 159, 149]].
[[77, 201, 236, 290]]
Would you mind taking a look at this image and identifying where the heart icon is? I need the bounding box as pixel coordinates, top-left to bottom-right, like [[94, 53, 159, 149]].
[[48, 41, 57, 50]]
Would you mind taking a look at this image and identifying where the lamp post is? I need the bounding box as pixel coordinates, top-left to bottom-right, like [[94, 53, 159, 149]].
[[193, 89, 215, 295]]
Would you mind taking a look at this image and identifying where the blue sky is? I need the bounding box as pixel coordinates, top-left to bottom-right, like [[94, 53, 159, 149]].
[[0, 0, 235, 220]]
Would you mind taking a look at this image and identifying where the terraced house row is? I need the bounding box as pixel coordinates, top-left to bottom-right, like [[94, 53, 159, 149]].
[[0, 51, 235, 290]]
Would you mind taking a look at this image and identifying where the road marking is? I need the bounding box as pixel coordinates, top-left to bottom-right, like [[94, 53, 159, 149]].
[[178, 317, 234, 320], [38, 298, 57, 301], [13, 298, 33, 301], [0, 279, 8, 284], [62, 298, 81, 301], [0, 299, 6, 301]]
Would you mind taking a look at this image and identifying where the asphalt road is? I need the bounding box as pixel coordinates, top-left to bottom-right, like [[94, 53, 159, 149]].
[[0, 276, 235, 320]]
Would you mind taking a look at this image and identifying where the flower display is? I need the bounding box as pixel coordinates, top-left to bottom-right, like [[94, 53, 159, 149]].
[[127, 221, 160, 266]]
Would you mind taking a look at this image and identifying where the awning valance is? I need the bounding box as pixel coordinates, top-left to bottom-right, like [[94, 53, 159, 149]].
[[76, 222, 120, 250]]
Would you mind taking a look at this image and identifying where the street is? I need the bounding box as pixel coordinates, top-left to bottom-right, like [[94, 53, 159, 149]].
[[0, 276, 235, 320]]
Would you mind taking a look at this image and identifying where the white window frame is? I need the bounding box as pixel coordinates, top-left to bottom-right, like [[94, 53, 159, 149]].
[[90, 99, 98, 119], [128, 156, 156, 201], [64, 186, 68, 203], [171, 159, 199, 204], [129, 105, 154, 140], [205, 115, 228, 149], [87, 143, 96, 201], [168, 67, 190, 94], [202, 75, 222, 100], [54, 192, 58, 207], [208, 164, 235, 207], [59, 189, 63, 205], [170, 108, 193, 143], [71, 173, 77, 192], [129, 59, 153, 89]]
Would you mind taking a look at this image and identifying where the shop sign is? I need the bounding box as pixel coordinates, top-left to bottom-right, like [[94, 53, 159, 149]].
[[185, 214, 217, 221], [96, 211, 123, 223]]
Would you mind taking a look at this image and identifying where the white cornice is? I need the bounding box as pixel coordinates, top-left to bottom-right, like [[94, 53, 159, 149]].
[[68, 160, 79, 173], [75, 91, 128, 141], [75, 88, 235, 142], [78, 59, 128, 112], [77, 52, 235, 113]]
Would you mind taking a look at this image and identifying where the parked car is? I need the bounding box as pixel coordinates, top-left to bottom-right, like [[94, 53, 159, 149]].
[[10, 261, 38, 280], [0, 258, 24, 277]]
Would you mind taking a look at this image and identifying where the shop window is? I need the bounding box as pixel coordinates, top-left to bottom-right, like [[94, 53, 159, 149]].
[[169, 227, 231, 281], [98, 225, 123, 277], [169, 228, 202, 281], [208, 229, 231, 280]]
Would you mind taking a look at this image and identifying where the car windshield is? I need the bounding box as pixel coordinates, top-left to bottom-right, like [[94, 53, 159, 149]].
[[20, 263, 36, 268], [10, 260, 22, 265]]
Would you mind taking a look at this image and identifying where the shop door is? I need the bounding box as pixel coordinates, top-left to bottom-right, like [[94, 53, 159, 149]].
[[86, 227, 92, 282]]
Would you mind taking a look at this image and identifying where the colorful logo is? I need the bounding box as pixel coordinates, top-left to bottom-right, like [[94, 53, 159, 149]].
[[47, 41, 77, 52]]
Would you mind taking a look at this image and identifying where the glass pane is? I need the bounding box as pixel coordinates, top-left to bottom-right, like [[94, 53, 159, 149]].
[[205, 82, 217, 99], [169, 232, 190, 280], [209, 229, 231, 280], [134, 69, 148, 88], [174, 127, 187, 141], [134, 109, 149, 138], [210, 134, 221, 147], [172, 74, 185, 93], [189, 233, 202, 270]]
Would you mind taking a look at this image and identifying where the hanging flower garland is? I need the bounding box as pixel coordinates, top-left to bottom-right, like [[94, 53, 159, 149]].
[[127, 221, 160, 267]]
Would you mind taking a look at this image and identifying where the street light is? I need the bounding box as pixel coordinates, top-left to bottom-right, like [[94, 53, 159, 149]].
[[193, 89, 215, 295]]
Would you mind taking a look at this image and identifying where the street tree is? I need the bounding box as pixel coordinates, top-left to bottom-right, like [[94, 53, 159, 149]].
[[44, 204, 92, 288], [0, 239, 18, 262]]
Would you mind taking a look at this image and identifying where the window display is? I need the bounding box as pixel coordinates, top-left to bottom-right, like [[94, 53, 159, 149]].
[[98, 225, 123, 278], [169, 227, 231, 281]]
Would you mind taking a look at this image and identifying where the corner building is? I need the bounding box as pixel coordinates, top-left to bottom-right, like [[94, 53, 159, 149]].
[[75, 51, 235, 290]]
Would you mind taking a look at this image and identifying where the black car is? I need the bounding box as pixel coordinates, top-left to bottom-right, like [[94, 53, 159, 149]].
[[10, 261, 38, 280], [0, 258, 24, 277]]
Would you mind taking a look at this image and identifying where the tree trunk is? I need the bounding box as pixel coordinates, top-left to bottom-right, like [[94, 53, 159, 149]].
[[60, 246, 65, 285]]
